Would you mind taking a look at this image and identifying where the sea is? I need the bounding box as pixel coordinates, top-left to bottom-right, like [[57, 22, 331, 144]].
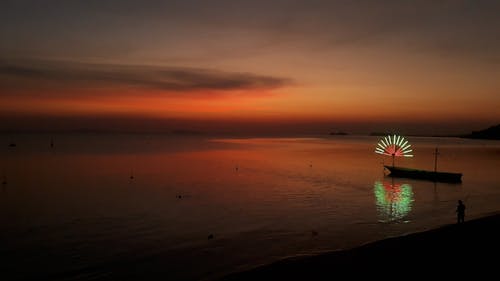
[[1, 134, 499, 280]]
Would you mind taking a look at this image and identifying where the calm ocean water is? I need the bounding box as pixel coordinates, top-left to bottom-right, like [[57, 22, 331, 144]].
[[1, 134, 499, 280]]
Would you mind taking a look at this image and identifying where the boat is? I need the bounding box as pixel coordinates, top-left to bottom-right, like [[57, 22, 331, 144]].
[[384, 165, 462, 183], [375, 135, 462, 183]]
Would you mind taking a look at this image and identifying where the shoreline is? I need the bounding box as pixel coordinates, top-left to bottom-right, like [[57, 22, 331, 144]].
[[216, 213, 500, 279]]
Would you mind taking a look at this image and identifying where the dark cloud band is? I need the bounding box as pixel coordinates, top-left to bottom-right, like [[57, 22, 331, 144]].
[[0, 59, 292, 95]]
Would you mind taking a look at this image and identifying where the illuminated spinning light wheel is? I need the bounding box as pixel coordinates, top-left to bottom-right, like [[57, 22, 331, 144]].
[[375, 134, 413, 166]]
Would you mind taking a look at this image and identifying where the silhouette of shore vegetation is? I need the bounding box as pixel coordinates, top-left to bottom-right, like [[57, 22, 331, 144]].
[[460, 124, 500, 140]]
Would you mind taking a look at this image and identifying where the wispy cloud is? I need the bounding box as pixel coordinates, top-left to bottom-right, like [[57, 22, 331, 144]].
[[0, 59, 292, 96]]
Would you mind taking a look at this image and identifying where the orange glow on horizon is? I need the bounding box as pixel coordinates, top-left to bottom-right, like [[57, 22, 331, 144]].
[[1, 86, 498, 126]]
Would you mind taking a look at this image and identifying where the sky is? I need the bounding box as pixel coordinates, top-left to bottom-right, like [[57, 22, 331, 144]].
[[1, 0, 499, 135]]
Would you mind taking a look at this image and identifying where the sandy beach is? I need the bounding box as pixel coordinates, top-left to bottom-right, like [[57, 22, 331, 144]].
[[217, 213, 500, 280]]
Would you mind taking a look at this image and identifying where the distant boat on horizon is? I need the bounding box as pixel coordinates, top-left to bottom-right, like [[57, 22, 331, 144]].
[[329, 131, 348, 136]]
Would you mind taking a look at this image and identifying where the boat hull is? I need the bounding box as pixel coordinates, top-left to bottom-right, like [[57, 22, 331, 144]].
[[384, 165, 462, 183]]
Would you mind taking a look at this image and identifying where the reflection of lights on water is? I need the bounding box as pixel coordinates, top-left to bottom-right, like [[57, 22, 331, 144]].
[[374, 181, 414, 222]]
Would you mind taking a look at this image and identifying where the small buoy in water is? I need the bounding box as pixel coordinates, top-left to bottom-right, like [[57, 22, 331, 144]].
[[177, 195, 182, 199], [130, 175, 134, 180], [311, 230, 318, 237], [208, 234, 214, 240], [9, 143, 16, 147]]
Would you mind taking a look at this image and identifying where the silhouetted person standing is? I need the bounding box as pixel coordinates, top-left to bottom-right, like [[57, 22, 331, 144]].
[[456, 200, 466, 224]]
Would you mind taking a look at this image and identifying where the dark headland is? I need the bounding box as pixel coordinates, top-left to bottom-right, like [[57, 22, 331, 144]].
[[367, 124, 500, 139], [217, 213, 500, 280], [461, 124, 500, 140]]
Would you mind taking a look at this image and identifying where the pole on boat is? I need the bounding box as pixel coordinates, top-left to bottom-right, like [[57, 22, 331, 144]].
[[434, 147, 439, 172]]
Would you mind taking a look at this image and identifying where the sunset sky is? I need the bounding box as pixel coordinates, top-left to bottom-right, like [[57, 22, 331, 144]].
[[1, 0, 499, 135]]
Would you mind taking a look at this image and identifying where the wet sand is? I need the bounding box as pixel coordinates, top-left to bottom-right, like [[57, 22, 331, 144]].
[[5, 214, 500, 280], [217, 213, 500, 280]]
